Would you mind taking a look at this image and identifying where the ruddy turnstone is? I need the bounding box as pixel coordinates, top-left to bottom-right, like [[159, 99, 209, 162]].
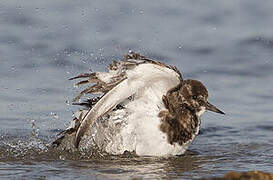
[[54, 51, 224, 156]]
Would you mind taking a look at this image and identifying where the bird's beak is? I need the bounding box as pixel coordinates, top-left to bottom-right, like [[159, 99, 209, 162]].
[[206, 102, 225, 115]]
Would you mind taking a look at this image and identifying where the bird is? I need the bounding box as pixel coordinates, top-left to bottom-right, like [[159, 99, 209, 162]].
[[53, 51, 225, 156]]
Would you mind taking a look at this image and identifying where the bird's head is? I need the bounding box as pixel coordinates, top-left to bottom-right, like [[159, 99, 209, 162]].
[[179, 79, 225, 117]]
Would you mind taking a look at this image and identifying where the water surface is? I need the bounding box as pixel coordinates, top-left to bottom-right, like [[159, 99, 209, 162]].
[[0, 0, 273, 179]]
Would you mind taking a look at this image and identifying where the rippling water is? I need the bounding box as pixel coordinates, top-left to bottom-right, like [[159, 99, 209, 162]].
[[1, 0, 273, 179]]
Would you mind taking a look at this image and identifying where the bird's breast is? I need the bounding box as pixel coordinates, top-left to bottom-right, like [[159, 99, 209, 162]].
[[101, 86, 191, 156]]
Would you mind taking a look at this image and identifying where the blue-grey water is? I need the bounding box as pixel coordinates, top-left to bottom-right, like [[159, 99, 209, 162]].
[[0, 0, 273, 179]]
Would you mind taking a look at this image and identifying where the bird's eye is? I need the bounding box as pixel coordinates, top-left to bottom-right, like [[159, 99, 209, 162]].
[[192, 95, 197, 100]]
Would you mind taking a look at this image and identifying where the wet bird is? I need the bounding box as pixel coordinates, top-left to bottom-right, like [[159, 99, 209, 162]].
[[54, 51, 224, 156]]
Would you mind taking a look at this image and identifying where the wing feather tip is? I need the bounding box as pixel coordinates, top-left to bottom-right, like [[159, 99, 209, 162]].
[[69, 72, 97, 81], [74, 129, 85, 148], [74, 137, 80, 148]]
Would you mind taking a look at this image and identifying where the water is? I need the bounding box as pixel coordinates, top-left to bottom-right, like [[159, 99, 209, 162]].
[[0, 0, 273, 179]]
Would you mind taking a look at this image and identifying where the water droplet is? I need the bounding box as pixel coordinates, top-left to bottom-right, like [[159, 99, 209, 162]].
[[65, 100, 70, 105], [11, 66, 16, 71], [30, 119, 39, 138], [59, 155, 66, 160], [50, 112, 59, 119], [8, 104, 15, 110], [81, 9, 85, 16]]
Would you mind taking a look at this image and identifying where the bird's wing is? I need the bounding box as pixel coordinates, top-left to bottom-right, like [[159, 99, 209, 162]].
[[71, 51, 183, 148]]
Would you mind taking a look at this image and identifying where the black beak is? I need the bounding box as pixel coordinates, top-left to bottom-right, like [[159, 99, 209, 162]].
[[206, 102, 225, 115]]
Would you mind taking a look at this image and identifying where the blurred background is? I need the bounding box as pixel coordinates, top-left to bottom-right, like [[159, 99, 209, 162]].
[[0, 0, 272, 179]]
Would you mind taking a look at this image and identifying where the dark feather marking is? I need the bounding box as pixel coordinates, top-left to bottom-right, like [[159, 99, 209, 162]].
[[69, 72, 96, 80], [159, 105, 199, 145], [75, 80, 90, 86], [72, 97, 101, 108], [73, 83, 104, 102], [52, 135, 65, 147]]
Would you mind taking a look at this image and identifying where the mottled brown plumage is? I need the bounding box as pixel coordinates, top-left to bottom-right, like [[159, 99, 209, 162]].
[[159, 80, 209, 145]]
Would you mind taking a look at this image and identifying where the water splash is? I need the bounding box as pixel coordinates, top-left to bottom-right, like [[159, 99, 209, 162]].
[[50, 112, 59, 119], [0, 119, 48, 160], [65, 100, 70, 106], [31, 119, 39, 138]]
